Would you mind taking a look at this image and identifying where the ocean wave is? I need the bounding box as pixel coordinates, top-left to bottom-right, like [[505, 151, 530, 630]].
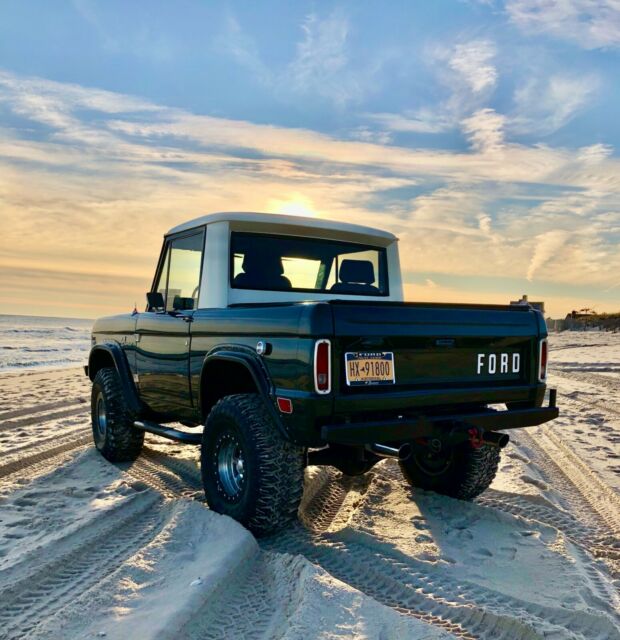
[[0, 315, 91, 371], [0, 358, 85, 370]]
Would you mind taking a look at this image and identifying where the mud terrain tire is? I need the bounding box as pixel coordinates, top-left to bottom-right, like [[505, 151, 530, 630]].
[[91, 367, 144, 462], [201, 394, 305, 536], [400, 442, 500, 501]]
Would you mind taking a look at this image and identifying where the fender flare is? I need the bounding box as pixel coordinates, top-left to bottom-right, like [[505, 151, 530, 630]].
[[88, 343, 142, 415], [200, 349, 289, 439]]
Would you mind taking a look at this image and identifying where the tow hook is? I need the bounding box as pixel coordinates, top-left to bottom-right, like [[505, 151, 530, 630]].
[[468, 426, 485, 449], [469, 427, 510, 449]]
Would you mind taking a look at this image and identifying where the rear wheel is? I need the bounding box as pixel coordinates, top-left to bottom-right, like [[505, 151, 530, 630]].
[[201, 394, 305, 536], [399, 440, 500, 501], [91, 368, 143, 462]]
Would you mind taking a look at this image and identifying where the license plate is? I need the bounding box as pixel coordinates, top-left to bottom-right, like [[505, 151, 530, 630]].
[[345, 352, 395, 386]]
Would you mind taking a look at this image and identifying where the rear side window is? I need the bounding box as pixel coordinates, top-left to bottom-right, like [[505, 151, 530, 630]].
[[230, 232, 388, 296], [154, 230, 205, 311]]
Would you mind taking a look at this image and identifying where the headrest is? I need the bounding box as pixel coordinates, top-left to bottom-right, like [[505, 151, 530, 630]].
[[339, 259, 375, 284], [242, 252, 284, 276]]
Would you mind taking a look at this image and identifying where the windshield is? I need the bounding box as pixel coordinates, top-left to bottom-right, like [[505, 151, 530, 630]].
[[230, 232, 388, 296]]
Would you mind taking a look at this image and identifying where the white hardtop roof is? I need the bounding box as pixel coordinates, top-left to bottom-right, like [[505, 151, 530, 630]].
[[166, 211, 397, 242]]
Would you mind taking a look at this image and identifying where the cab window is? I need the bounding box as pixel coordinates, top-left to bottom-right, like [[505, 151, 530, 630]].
[[230, 232, 388, 296], [154, 230, 205, 311]]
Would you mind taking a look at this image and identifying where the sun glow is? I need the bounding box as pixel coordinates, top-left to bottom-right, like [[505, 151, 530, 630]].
[[267, 194, 317, 218]]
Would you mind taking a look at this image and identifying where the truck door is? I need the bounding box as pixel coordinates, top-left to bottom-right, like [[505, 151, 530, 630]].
[[136, 229, 205, 419]]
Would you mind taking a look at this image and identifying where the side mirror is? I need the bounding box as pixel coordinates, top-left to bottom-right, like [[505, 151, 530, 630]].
[[147, 291, 165, 311]]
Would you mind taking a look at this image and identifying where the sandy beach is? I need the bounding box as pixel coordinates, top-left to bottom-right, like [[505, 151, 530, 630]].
[[1, 334, 619, 639]]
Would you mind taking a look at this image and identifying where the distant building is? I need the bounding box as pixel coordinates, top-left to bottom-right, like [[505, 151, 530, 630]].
[[564, 309, 599, 330], [546, 318, 565, 332], [510, 294, 545, 314]]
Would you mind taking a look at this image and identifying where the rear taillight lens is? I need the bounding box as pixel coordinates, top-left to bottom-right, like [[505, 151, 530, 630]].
[[314, 339, 331, 394], [538, 338, 548, 382]]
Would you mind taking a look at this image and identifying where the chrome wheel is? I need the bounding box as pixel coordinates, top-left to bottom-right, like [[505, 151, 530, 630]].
[[216, 434, 246, 498], [95, 393, 107, 438]]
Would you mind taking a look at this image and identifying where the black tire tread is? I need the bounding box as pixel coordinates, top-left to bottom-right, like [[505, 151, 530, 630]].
[[451, 445, 501, 500], [203, 394, 305, 536], [400, 443, 500, 501], [91, 368, 144, 462]]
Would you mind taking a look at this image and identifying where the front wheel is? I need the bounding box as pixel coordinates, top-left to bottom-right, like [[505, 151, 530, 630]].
[[91, 367, 143, 462], [399, 440, 500, 501], [201, 394, 306, 536]]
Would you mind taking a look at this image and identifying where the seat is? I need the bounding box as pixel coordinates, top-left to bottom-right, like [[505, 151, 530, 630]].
[[330, 259, 380, 294], [233, 252, 292, 290]]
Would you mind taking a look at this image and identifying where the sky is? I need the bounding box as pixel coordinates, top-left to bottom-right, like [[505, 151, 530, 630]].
[[0, 0, 619, 319]]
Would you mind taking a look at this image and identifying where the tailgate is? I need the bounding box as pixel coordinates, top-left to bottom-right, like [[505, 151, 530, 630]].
[[331, 302, 539, 392]]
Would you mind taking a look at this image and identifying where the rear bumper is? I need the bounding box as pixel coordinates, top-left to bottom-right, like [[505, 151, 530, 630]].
[[321, 389, 559, 445]]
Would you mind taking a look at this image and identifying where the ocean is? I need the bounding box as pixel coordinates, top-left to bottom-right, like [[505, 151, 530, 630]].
[[0, 314, 93, 372]]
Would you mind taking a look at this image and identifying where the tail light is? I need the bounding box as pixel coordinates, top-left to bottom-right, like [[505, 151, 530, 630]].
[[538, 338, 548, 382], [314, 339, 331, 394]]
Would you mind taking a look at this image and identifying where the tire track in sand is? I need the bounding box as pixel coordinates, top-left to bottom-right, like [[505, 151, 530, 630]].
[[0, 404, 88, 433], [0, 399, 87, 422], [263, 465, 620, 640], [0, 434, 91, 482], [516, 429, 620, 578], [97, 446, 620, 639], [0, 492, 165, 640]]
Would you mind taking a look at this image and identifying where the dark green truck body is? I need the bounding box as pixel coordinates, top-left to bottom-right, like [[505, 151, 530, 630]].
[[88, 299, 557, 448]]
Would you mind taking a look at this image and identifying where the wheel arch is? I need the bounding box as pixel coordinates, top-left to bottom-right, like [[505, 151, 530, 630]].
[[88, 343, 142, 414], [199, 350, 288, 439]]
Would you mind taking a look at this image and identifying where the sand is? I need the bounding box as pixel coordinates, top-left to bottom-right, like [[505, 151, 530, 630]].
[[0, 335, 619, 639]]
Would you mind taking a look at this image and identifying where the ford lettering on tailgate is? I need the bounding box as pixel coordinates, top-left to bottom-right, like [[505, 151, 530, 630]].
[[476, 352, 521, 375]]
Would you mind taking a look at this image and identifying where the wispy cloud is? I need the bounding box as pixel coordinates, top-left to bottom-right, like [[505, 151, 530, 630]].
[[461, 108, 506, 152], [506, 0, 620, 49], [216, 14, 273, 86], [511, 72, 600, 135], [526, 229, 571, 281], [218, 10, 386, 107], [73, 0, 177, 61], [285, 11, 362, 106], [448, 39, 497, 94], [366, 38, 498, 136]]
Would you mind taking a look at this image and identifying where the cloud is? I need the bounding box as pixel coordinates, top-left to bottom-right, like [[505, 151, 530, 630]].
[[73, 0, 177, 61], [216, 14, 273, 86], [218, 10, 386, 107], [286, 11, 359, 106], [526, 229, 571, 281], [365, 110, 453, 134], [577, 143, 613, 164], [506, 0, 620, 49], [511, 73, 600, 135], [448, 40, 497, 93], [461, 108, 506, 152], [349, 126, 393, 144], [366, 38, 497, 136]]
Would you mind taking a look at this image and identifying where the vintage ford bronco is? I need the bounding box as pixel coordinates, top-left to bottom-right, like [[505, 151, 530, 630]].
[[86, 212, 558, 535]]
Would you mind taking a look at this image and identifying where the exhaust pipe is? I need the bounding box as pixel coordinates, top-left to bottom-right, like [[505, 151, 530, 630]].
[[367, 442, 414, 461], [367, 443, 399, 458], [398, 442, 413, 461], [482, 431, 509, 449]]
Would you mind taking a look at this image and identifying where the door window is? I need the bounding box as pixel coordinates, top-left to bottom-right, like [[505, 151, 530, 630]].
[[154, 231, 205, 311], [154, 247, 170, 300]]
